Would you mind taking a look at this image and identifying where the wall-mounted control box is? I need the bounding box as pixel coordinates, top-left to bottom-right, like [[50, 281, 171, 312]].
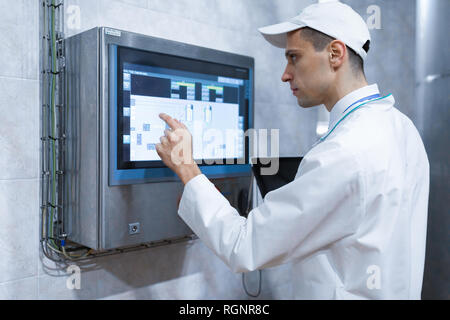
[[64, 27, 254, 250]]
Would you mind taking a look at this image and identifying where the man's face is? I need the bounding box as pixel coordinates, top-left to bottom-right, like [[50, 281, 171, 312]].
[[282, 29, 333, 108]]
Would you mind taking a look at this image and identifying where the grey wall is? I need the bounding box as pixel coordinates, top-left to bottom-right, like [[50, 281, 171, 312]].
[[415, 0, 450, 300], [341, 0, 418, 123], [0, 0, 426, 300]]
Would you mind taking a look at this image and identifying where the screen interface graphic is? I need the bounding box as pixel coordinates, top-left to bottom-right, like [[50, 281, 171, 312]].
[[117, 47, 250, 169]]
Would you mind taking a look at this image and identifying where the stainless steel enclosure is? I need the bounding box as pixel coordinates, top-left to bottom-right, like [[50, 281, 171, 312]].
[[64, 28, 253, 250], [416, 0, 450, 299]]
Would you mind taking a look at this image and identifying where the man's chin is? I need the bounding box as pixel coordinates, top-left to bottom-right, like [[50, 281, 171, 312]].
[[297, 98, 317, 108]]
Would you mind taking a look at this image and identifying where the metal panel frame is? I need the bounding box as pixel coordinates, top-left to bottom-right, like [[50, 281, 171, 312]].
[[101, 28, 255, 186], [64, 28, 100, 249], [65, 27, 253, 250]]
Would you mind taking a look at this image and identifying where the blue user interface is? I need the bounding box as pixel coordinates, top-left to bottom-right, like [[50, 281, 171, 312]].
[[117, 46, 251, 170], [123, 63, 245, 162]]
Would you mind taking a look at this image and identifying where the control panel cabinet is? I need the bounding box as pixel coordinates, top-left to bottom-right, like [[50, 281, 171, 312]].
[[64, 28, 254, 250]]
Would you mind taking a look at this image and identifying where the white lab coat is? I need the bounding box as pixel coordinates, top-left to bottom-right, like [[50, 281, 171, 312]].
[[178, 84, 430, 299]]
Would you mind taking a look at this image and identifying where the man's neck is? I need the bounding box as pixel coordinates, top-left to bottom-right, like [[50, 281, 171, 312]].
[[323, 77, 369, 112]]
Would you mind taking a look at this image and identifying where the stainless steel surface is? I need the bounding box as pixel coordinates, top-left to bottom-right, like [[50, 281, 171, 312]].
[[416, 0, 450, 300], [65, 28, 100, 249], [64, 27, 253, 250]]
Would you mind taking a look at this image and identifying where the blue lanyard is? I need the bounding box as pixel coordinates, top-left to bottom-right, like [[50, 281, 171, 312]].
[[343, 93, 381, 113], [319, 93, 392, 143]]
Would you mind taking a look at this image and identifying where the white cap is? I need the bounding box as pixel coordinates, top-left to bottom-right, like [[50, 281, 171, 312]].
[[258, 1, 371, 60]]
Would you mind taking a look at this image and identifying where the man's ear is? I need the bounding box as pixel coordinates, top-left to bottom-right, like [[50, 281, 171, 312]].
[[328, 40, 346, 69]]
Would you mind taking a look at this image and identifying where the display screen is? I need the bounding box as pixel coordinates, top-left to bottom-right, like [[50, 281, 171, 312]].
[[117, 46, 250, 169]]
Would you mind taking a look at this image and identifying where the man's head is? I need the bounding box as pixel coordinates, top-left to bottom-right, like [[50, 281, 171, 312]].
[[282, 27, 368, 108], [259, 2, 371, 108]]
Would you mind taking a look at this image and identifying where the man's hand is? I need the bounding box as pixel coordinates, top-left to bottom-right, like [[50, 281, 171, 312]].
[[156, 113, 202, 185]]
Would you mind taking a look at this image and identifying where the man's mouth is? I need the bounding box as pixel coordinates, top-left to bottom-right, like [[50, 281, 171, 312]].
[[291, 88, 298, 95]]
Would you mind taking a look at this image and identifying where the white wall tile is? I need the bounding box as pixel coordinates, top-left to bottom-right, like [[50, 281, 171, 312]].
[[0, 277, 38, 299], [0, 0, 38, 80], [91, 240, 245, 299], [119, 0, 148, 9], [38, 269, 98, 299], [0, 78, 39, 180], [274, 0, 316, 21], [0, 179, 39, 284], [146, 0, 221, 29], [64, 0, 100, 37], [100, 272, 209, 299]]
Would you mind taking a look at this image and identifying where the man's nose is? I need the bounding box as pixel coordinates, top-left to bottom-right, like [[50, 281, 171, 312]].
[[281, 66, 292, 83]]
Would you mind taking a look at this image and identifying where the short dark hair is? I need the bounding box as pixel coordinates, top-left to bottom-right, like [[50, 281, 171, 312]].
[[300, 27, 366, 77]]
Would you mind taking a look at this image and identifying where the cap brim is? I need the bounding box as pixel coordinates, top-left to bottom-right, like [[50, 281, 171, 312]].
[[258, 21, 305, 48]]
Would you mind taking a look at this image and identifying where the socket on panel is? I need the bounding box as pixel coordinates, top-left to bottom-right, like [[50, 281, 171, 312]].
[[128, 222, 140, 235]]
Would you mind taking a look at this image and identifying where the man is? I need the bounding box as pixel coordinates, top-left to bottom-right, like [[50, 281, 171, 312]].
[[156, 2, 429, 299]]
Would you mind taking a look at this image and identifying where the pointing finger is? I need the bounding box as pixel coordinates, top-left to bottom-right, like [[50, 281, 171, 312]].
[[159, 113, 180, 130], [173, 118, 187, 129]]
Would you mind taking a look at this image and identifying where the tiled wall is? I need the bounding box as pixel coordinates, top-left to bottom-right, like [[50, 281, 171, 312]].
[[0, 0, 40, 299], [0, 0, 418, 299]]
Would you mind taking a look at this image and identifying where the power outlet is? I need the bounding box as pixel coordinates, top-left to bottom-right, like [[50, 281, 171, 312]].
[[128, 222, 140, 235]]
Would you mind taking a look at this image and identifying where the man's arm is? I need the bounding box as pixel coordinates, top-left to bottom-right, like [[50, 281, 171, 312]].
[[157, 114, 365, 273]]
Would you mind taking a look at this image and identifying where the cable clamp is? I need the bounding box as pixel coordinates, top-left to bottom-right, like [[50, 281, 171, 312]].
[[48, 135, 65, 141], [46, 2, 63, 9], [56, 32, 65, 41], [47, 202, 62, 209], [46, 70, 61, 75]]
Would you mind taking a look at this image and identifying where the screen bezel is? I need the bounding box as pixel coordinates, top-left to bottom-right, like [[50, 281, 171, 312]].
[[116, 46, 250, 170], [105, 29, 254, 185]]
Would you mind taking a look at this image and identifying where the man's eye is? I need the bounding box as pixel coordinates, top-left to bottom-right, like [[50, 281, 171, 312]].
[[290, 54, 297, 62]]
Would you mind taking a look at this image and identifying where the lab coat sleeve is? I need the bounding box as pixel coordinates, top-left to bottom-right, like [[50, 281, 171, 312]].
[[178, 143, 365, 273]]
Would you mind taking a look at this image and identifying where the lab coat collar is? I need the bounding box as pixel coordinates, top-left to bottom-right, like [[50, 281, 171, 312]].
[[329, 84, 380, 130]]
